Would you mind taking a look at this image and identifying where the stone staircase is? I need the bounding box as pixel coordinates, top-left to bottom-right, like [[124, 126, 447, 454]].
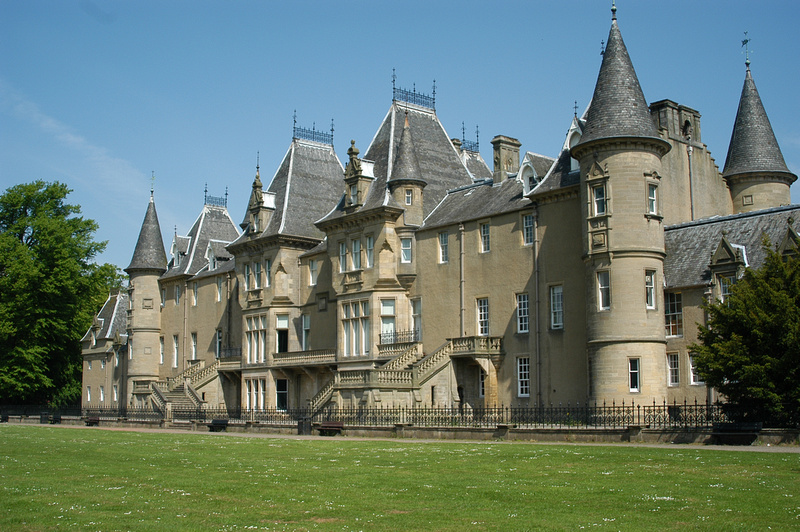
[[160, 383, 199, 409], [309, 341, 456, 413]]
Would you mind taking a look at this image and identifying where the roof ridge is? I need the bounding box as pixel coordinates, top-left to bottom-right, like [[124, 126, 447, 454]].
[[665, 204, 800, 231]]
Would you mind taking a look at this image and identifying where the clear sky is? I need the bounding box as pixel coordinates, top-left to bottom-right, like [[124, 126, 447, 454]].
[[1, 0, 798, 269]]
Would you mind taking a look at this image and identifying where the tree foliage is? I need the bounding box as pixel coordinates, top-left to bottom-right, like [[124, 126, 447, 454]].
[[692, 242, 800, 426], [0, 181, 123, 406]]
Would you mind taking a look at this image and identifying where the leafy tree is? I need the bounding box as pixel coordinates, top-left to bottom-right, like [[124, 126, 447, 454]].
[[0, 181, 123, 406], [692, 243, 800, 427]]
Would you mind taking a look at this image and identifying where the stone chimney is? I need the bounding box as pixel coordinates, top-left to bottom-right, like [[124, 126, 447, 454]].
[[491, 135, 521, 182]]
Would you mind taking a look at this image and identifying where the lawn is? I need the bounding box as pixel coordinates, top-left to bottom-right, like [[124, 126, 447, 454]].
[[0, 425, 798, 531]]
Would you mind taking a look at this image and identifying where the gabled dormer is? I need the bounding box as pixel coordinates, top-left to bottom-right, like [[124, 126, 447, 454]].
[[777, 224, 800, 259], [170, 234, 189, 269], [710, 236, 748, 302], [205, 239, 233, 271], [343, 140, 375, 213]]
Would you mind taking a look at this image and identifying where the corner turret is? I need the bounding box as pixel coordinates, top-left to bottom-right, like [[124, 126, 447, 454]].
[[723, 63, 797, 213], [571, 7, 670, 404], [124, 191, 167, 406]]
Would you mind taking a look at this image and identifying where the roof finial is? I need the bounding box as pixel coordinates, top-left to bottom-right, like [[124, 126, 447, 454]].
[[600, 39, 605, 56], [256, 151, 260, 177], [330, 118, 335, 142], [573, 100, 579, 117], [150, 171, 155, 199], [611, 0, 617, 21], [742, 31, 751, 69], [204, 182, 208, 204]]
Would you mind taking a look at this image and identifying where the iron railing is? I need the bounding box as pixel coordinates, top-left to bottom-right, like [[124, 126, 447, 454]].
[[380, 329, 419, 345], [4, 400, 793, 428]]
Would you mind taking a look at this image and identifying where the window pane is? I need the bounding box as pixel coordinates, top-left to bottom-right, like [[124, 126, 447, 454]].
[[517, 294, 529, 333], [629, 358, 640, 392], [517, 357, 530, 396], [550, 285, 563, 329]]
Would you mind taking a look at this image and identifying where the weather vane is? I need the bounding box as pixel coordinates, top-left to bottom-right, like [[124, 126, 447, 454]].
[[741, 31, 751, 67]]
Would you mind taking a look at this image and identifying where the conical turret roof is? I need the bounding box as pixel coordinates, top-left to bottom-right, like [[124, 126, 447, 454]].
[[389, 113, 425, 185], [577, 14, 661, 146], [125, 194, 167, 273], [722, 66, 794, 178]]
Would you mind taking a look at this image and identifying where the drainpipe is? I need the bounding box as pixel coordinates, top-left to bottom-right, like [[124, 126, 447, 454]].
[[459, 223, 466, 336], [533, 206, 542, 405], [687, 135, 695, 221]]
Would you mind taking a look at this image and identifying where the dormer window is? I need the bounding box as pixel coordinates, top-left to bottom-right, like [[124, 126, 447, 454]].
[[349, 184, 358, 205]]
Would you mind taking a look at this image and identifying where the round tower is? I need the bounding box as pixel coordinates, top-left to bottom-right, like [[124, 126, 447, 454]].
[[722, 61, 797, 213], [571, 7, 671, 404], [124, 191, 167, 406]]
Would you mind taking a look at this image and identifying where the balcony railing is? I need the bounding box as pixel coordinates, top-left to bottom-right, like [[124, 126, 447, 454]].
[[380, 329, 419, 345], [272, 349, 337, 366]]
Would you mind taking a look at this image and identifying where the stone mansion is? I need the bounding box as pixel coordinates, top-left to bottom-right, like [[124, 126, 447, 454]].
[[81, 10, 798, 414]]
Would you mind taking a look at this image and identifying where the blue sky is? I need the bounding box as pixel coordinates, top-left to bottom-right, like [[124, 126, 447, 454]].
[[1, 0, 798, 269]]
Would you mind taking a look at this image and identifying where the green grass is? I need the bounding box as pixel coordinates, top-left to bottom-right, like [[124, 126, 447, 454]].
[[0, 425, 798, 531]]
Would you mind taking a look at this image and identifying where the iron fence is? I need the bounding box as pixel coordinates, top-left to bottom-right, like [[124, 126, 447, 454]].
[[1, 401, 794, 429]]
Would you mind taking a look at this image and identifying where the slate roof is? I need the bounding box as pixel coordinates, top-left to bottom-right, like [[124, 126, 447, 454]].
[[207, 239, 232, 260], [388, 115, 425, 185], [162, 205, 240, 280], [664, 205, 800, 289], [576, 16, 661, 147], [530, 149, 580, 197], [125, 196, 167, 273], [461, 150, 492, 180], [525, 152, 556, 178], [192, 255, 236, 280], [319, 103, 474, 223], [81, 292, 128, 343], [231, 139, 343, 245], [722, 67, 795, 179], [423, 177, 531, 230]]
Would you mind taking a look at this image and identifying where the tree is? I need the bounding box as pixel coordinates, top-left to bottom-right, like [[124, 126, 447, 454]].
[[0, 181, 123, 406], [692, 242, 800, 427]]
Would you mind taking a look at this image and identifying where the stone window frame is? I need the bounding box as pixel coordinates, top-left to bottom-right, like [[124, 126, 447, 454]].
[[365, 235, 374, 268], [308, 259, 318, 286], [438, 231, 449, 263], [400, 237, 413, 263], [667, 352, 680, 387], [516, 293, 529, 334], [550, 284, 564, 330], [351, 238, 362, 270], [628, 357, 641, 393], [645, 269, 656, 310], [517, 356, 531, 397], [479, 222, 491, 253], [665, 292, 683, 337], [689, 353, 704, 385], [476, 297, 490, 336], [597, 271, 611, 310], [522, 213, 535, 246]]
